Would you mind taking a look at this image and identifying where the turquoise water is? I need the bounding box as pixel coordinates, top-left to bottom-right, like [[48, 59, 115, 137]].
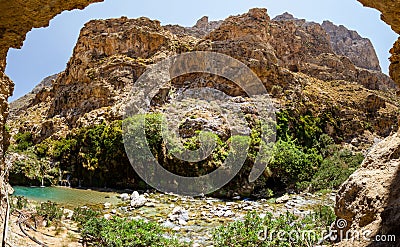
[[13, 186, 120, 207]]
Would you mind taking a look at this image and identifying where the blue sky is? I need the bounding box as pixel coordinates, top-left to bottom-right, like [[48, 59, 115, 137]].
[[6, 0, 398, 101]]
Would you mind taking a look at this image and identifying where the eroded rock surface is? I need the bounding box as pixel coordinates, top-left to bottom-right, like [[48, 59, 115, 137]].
[[7, 9, 400, 198], [322, 20, 381, 71], [335, 133, 400, 246], [334, 1, 400, 246], [0, 0, 103, 243]]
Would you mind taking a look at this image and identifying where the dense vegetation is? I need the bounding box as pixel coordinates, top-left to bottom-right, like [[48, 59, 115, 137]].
[[72, 207, 335, 247], [71, 206, 190, 246], [8, 108, 364, 196], [213, 208, 336, 247]]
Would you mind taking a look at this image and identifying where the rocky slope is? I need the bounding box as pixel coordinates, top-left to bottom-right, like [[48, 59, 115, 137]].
[[9, 10, 399, 143], [321, 20, 382, 71], [6, 9, 400, 199], [274, 12, 382, 72]]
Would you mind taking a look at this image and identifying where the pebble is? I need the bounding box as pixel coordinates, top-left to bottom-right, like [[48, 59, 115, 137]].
[[63, 209, 74, 219], [145, 202, 156, 207], [130, 191, 147, 208], [223, 210, 234, 217], [119, 193, 130, 201], [178, 218, 188, 225], [161, 221, 175, 228], [276, 194, 290, 204]]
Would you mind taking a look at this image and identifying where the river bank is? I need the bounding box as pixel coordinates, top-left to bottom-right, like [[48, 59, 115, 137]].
[[8, 186, 336, 246]]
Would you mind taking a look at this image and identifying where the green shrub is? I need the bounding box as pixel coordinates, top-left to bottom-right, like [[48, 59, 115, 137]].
[[276, 109, 338, 148], [307, 149, 364, 191], [10, 196, 28, 211], [268, 137, 322, 187], [72, 207, 100, 227], [14, 131, 33, 151], [35, 201, 63, 226], [213, 211, 332, 247], [80, 216, 190, 247]]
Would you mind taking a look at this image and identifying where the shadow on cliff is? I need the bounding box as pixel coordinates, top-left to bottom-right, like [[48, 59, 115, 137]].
[[368, 164, 400, 247]]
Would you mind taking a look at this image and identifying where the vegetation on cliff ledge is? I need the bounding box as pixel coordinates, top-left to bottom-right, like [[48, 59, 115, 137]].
[[8, 109, 363, 197]]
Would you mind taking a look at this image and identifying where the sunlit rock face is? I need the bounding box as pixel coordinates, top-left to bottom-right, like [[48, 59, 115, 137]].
[[0, 0, 400, 243], [0, 0, 103, 242], [335, 1, 400, 246], [321, 20, 381, 71], [6, 8, 399, 200]]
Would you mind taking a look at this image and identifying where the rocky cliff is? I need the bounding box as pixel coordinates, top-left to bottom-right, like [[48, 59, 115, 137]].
[[334, 1, 400, 246], [1, 0, 400, 245], [0, 0, 102, 244], [8, 10, 399, 145], [6, 9, 400, 199], [321, 20, 382, 71]]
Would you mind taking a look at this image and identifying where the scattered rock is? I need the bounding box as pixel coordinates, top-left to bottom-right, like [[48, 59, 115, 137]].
[[130, 191, 147, 208], [119, 193, 130, 201], [63, 209, 74, 219], [144, 202, 156, 207], [276, 194, 290, 204], [169, 206, 190, 225]]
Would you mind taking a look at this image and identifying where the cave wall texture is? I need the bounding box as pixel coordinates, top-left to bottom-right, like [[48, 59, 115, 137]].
[[0, 0, 399, 245]]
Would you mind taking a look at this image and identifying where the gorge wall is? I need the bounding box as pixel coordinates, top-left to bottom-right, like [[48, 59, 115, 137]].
[[0, 0, 103, 244], [6, 8, 399, 196], [1, 1, 400, 246], [334, 1, 400, 246]]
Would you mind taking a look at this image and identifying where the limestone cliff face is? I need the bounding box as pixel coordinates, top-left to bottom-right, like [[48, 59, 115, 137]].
[[269, 12, 394, 90], [0, 0, 102, 243], [9, 9, 399, 145], [322, 20, 381, 71], [7, 9, 400, 199], [165, 16, 222, 38], [334, 0, 400, 245]]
